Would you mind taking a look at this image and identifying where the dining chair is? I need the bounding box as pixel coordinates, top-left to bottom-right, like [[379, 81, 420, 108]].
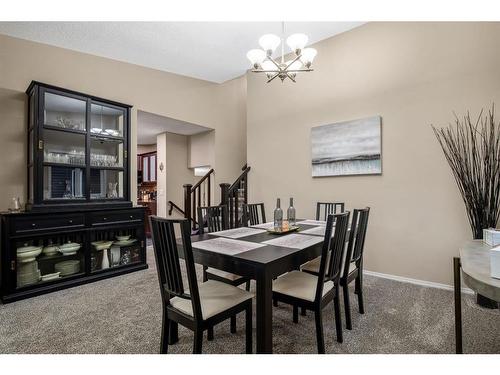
[[243, 203, 266, 226], [316, 202, 345, 221], [340, 207, 370, 330], [149, 216, 253, 354], [272, 212, 350, 353], [197, 205, 252, 339], [302, 207, 370, 330]]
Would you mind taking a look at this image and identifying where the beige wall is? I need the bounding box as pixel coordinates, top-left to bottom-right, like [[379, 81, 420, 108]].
[[156, 132, 196, 218], [247, 22, 500, 285], [0, 34, 247, 209], [188, 130, 215, 169]]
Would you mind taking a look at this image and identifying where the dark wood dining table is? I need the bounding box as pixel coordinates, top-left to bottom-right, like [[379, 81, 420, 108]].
[[175, 220, 327, 354]]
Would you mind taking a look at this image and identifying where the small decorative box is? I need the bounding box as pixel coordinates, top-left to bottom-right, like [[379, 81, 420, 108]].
[[490, 245, 500, 279], [483, 228, 500, 246]]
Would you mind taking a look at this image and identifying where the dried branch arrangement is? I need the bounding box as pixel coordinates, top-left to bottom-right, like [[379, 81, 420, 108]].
[[432, 106, 500, 239]]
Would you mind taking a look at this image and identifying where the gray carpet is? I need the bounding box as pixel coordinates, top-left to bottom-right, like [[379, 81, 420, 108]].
[[0, 248, 499, 354]]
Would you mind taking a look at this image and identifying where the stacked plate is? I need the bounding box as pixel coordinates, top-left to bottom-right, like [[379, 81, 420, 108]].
[[55, 260, 80, 276], [17, 260, 40, 287]]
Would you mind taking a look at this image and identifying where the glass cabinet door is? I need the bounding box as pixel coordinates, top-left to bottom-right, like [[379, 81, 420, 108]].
[[44, 92, 86, 132], [90, 227, 142, 273], [14, 233, 85, 289], [90, 103, 124, 138]]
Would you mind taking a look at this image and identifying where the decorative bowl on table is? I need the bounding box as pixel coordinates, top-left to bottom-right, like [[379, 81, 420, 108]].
[[91, 240, 113, 251], [58, 241, 81, 256], [266, 221, 300, 235], [116, 235, 131, 241], [17, 244, 43, 263]]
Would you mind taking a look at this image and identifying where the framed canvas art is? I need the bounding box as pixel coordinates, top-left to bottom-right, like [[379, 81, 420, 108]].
[[311, 116, 382, 177]]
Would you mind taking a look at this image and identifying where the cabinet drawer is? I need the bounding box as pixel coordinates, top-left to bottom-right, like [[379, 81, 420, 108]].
[[90, 209, 143, 226], [13, 214, 85, 234]]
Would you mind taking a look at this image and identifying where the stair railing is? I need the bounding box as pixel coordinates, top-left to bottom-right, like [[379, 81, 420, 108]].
[[168, 200, 185, 216], [183, 168, 214, 230], [220, 164, 251, 228]]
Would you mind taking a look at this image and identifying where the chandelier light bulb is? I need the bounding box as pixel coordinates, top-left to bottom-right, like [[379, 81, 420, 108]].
[[246, 49, 267, 69], [286, 60, 303, 71], [286, 33, 308, 55], [258, 34, 281, 55], [300, 48, 317, 68]]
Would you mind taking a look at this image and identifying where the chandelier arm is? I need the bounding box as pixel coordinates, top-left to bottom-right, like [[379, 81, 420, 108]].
[[285, 54, 302, 69], [286, 73, 297, 83], [266, 72, 281, 83], [251, 69, 280, 73], [268, 57, 282, 71]]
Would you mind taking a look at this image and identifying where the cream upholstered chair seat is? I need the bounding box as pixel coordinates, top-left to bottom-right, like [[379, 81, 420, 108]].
[[206, 268, 244, 281], [170, 280, 254, 319], [301, 255, 356, 275], [272, 270, 334, 302]]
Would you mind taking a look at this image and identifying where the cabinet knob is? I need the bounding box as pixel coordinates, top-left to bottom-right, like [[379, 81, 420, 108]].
[[68, 220, 73, 224], [130, 215, 133, 219], [103, 217, 107, 221], [31, 223, 36, 227]]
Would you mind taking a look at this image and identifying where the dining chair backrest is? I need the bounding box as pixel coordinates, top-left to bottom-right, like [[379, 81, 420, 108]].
[[197, 205, 228, 234], [149, 216, 203, 320], [315, 211, 350, 302], [243, 203, 266, 226], [316, 202, 345, 221], [342, 207, 370, 278]]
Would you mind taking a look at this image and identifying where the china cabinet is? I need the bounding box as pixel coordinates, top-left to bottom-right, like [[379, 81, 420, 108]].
[[26, 81, 132, 211], [0, 82, 147, 303]]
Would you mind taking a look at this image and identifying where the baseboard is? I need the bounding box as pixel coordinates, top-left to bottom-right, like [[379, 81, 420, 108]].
[[364, 269, 474, 295]]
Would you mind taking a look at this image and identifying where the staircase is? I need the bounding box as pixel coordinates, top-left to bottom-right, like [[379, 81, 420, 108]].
[[168, 164, 250, 233]]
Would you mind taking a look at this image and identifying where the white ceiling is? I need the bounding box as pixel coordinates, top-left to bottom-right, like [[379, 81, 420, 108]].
[[137, 110, 211, 145], [0, 22, 363, 83]]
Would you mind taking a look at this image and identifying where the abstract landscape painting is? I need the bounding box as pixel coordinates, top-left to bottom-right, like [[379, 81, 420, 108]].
[[311, 116, 382, 177]]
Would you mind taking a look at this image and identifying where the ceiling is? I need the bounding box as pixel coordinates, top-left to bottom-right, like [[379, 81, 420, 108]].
[[0, 22, 363, 83], [137, 110, 211, 145]]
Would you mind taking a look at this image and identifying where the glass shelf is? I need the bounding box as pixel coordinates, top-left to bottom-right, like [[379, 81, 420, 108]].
[[44, 92, 86, 132], [90, 103, 124, 138]]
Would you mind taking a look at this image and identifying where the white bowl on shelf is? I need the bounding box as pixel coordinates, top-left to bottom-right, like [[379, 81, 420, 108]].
[[17, 243, 42, 254], [58, 242, 81, 256], [113, 238, 137, 247], [42, 244, 59, 256], [116, 235, 130, 241], [91, 240, 113, 251], [17, 247, 42, 263]]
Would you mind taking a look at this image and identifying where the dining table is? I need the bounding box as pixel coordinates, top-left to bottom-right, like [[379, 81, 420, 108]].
[[175, 219, 330, 353]]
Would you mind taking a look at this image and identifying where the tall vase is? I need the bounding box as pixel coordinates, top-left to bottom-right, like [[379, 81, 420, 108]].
[[101, 248, 110, 270]]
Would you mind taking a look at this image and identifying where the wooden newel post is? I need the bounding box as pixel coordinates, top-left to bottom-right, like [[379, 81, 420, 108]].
[[220, 183, 230, 207], [183, 184, 193, 223]]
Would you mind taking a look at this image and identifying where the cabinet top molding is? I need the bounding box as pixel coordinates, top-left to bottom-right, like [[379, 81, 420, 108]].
[[26, 80, 133, 109]]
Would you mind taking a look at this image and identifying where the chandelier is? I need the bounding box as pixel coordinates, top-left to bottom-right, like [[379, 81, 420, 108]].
[[246, 23, 317, 83]]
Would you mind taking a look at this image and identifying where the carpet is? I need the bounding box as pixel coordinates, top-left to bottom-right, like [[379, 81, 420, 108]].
[[0, 248, 498, 354]]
